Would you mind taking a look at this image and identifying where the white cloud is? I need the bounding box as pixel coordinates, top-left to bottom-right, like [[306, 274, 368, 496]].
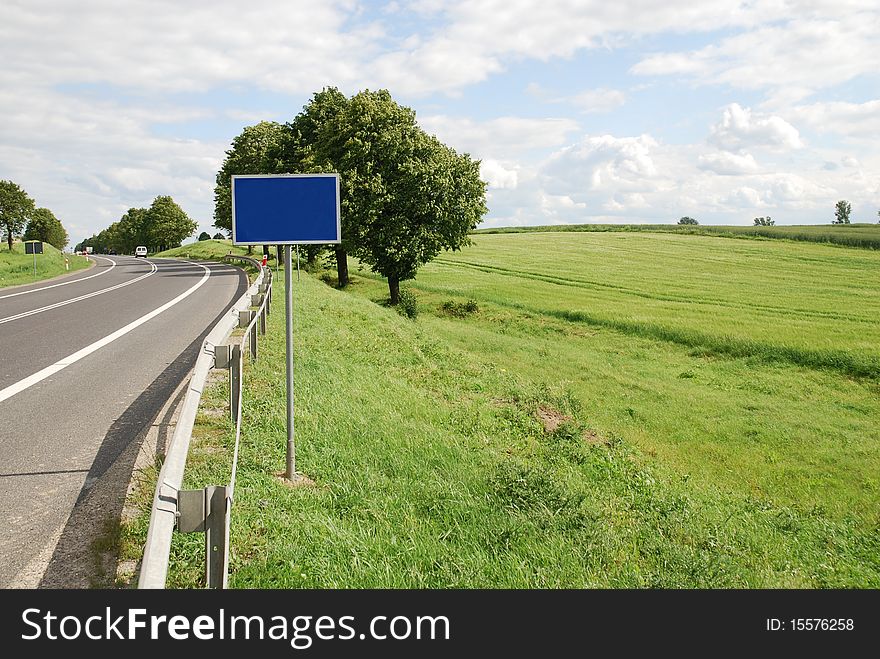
[[0, 85, 224, 242], [709, 104, 803, 151], [698, 151, 759, 175], [570, 88, 626, 114], [631, 11, 880, 103], [543, 134, 662, 194], [789, 100, 880, 138], [480, 160, 519, 189], [420, 115, 580, 159], [0, 0, 382, 94]]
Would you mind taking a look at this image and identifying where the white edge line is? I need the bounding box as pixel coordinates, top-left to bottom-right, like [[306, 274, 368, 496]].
[[0, 262, 212, 405], [0, 259, 157, 325], [0, 255, 117, 300]]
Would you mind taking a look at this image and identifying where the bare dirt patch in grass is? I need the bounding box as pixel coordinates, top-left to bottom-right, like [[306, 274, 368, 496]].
[[274, 472, 317, 489], [536, 405, 572, 433]]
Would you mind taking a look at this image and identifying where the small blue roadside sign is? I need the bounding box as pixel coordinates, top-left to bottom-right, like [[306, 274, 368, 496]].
[[231, 173, 341, 245]]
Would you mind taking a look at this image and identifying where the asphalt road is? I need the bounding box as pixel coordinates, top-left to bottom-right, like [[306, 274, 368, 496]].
[[0, 255, 246, 587]]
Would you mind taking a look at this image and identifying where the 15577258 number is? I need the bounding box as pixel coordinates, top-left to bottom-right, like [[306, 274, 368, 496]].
[[790, 619, 853, 631]]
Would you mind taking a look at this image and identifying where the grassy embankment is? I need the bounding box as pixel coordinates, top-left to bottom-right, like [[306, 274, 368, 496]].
[[476, 222, 880, 250], [0, 242, 90, 289], [121, 230, 880, 588], [155, 239, 260, 261]]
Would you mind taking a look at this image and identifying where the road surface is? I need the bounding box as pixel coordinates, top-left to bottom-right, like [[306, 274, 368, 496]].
[[0, 255, 246, 587]]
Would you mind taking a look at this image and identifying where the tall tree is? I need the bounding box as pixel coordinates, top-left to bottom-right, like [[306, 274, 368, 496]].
[[317, 89, 487, 303], [146, 196, 197, 251], [833, 200, 851, 224], [677, 216, 698, 225], [116, 207, 150, 254], [24, 207, 68, 249], [282, 87, 350, 284], [0, 180, 36, 251], [213, 121, 286, 235]]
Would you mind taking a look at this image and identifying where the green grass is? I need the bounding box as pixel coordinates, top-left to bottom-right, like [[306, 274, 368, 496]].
[[411, 232, 880, 379], [130, 230, 880, 588], [155, 239, 264, 261], [0, 242, 90, 289], [475, 223, 880, 250]]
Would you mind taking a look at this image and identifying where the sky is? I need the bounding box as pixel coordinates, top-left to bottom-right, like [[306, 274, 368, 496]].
[[1, 0, 878, 247]]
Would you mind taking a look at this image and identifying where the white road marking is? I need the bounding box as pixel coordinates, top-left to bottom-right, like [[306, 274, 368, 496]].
[[0, 259, 158, 325], [0, 261, 212, 405], [0, 256, 117, 300]]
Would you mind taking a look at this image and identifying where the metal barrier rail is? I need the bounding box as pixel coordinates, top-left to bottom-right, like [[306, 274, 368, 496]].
[[138, 254, 272, 589]]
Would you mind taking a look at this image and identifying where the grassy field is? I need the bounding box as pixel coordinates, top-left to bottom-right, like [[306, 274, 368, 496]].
[[155, 239, 265, 261], [122, 230, 880, 588], [0, 242, 90, 288], [476, 223, 880, 250]]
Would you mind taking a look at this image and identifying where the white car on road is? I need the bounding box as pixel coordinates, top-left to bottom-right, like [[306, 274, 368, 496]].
[[135, 246, 148, 258]]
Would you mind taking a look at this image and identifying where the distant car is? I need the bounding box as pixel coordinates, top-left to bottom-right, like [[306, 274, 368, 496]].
[[135, 246, 148, 258]]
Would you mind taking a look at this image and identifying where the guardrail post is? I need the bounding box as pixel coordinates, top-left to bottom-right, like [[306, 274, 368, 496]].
[[213, 344, 231, 370], [250, 321, 258, 361], [204, 485, 229, 589], [239, 310, 252, 328], [259, 305, 267, 335], [230, 344, 241, 423]]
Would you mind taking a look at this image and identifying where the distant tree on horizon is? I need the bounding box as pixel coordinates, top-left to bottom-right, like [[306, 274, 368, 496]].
[[833, 200, 851, 224], [198, 231, 211, 241], [753, 216, 775, 226], [677, 216, 698, 225], [213, 232, 226, 239]]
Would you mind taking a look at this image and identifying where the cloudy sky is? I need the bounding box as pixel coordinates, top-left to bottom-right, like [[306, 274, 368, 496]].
[[2, 0, 878, 246]]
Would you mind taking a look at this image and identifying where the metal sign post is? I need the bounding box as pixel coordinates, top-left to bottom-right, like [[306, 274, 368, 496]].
[[230, 173, 341, 482], [284, 245, 296, 480], [24, 240, 43, 278]]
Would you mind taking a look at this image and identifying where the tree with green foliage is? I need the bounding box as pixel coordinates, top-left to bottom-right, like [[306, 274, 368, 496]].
[[677, 216, 698, 225], [115, 207, 150, 254], [753, 216, 774, 226], [282, 87, 351, 283], [198, 231, 211, 241], [145, 196, 197, 251], [213, 232, 225, 239], [213, 121, 286, 236], [24, 207, 68, 249], [833, 200, 851, 224], [316, 89, 487, 303], [0, 180, 36, 251]]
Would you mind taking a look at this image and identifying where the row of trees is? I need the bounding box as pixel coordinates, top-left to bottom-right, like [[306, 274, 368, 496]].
[[75, 196, 197, 254], [0, 180, 69, 251], [680, 201, 878, 227], [213, 88, 488, 303]]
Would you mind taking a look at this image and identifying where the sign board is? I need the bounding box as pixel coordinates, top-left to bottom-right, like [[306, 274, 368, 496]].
[[231, 174, 341, 245], [24, 241, 43, 254]]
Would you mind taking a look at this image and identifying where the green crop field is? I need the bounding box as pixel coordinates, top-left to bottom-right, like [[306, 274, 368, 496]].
[[122, 230, 880, 588], [476, 222, 880, 250], [0, 242, 90, 289]]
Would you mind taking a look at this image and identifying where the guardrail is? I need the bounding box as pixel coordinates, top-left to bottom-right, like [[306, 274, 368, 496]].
[[138, 254, 272, 589]]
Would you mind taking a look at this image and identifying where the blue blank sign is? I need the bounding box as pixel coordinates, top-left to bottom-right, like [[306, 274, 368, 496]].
[[232, 174, 341, 245]]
